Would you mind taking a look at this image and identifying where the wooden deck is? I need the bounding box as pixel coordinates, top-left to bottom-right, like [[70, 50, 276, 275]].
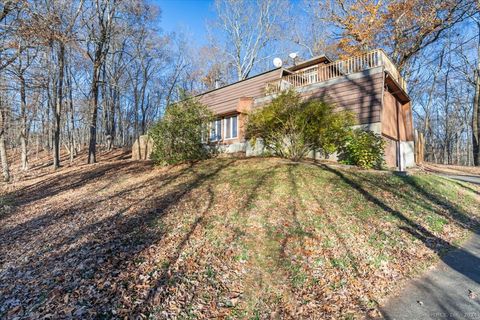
[[265, 49, 406, 95]]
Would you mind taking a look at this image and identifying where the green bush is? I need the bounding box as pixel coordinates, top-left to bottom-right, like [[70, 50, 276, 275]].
[[149, 98, 215, 165], [246, 90, 354, 161], [339, 129, 386, 169]]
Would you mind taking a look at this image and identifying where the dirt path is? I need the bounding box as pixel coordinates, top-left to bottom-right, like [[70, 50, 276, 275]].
[[381, 232, 480, 319]]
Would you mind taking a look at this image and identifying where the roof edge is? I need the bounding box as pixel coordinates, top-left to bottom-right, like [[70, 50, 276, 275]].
[[195, 68, 282, 98]]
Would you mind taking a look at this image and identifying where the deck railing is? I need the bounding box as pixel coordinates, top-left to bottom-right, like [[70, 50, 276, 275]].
[[265, 49, 406, 95]]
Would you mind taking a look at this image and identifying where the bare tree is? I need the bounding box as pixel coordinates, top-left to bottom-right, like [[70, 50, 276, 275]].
[[85, 0, 116, 164], [473, 17, 480, 165], [0, 87, 10, 181], [209, 0, 288, 81], [11, 45, 37, 170]]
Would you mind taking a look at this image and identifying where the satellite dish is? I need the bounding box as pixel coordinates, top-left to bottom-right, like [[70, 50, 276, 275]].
[[273, 57, 283, 68], [289, 52, 298, 60]]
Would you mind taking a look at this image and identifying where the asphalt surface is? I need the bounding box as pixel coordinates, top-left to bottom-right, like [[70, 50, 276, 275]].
[[440, 174, 480, 186], [381, 170, 480, 319], [381, 230, 480, 319]]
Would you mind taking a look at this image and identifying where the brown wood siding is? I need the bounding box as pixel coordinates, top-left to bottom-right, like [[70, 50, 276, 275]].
[[285, 72, 384, 125], [403, 102, 414, 141], [382, 90, 398, 139], [384, 136, 397, 167], [198, 69, 282, 115], [382, 90, 414, 141]]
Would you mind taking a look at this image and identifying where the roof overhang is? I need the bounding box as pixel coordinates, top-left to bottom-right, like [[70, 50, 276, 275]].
[[385, 73, 410, 104]]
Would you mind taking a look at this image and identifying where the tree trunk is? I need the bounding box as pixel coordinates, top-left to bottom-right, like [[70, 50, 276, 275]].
[[474, 65, 480, 166], [19, 73, 28, 170], [88, 59, 101, 164], [0, 105, 10, 182], [106, 83, 116, 151], [67, 62, 76, 163], [473, 20, 480, 166], [53, 43, 65, 169], [474, 72, 480, 166]]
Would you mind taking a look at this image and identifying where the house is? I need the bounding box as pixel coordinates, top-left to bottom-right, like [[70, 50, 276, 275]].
[[197, 49, 414, 168]]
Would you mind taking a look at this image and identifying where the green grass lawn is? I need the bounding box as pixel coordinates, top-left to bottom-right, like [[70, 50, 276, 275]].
[[144, 158, 479, 319], [1, 156, 479, 319]]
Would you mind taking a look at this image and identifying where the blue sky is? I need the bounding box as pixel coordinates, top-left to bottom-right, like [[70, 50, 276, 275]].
[[153, 0, 215, 45]]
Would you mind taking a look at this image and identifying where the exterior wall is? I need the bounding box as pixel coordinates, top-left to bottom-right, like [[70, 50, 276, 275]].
[[197, 63, 413, 169], [381, 90, 414, 141], [237, 97, 253, 142], [352, 122, 382, 135], [382, 90, 398, 140], [401, 141, 415, 168], [255, 67, 385, 125], [384, 137, 397, 168], [381, 88, 415, 168], [198, 69, 282, 115], [207, 97, 253, 148], [217, 142, 247, 154], [402, 102, 414, 141]]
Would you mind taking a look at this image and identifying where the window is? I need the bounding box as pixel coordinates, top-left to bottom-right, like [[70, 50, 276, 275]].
[[224, 115, 238, 139], [232, 115, 237, 138], [225, 117, 231, 139], [304, 66, 318, 84], [210, 116, 238, 142], [210, 119, 222, 141]]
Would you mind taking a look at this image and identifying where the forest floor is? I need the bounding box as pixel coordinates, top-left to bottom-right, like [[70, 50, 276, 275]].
[[0, 149, 479, 319]]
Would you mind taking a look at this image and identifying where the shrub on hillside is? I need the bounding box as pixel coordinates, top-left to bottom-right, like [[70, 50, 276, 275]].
[[246, 90, 354, 161], [149, 98, 215, 165], [339, 129, 386, 169]]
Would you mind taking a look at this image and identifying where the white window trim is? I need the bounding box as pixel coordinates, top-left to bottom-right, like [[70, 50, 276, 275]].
[[231, 115, 238, 139], [223, 116, 238, 140], [224, 117, 231, 140]]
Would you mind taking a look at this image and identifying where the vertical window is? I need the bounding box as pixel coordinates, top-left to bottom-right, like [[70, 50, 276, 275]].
[[216, 120, 222, 140], [210, 119, 222, 141], [232, 115, 237, 138], [225, 117, 232, 139], [209, 121, 215, 141], [224, 116, 238, 139]]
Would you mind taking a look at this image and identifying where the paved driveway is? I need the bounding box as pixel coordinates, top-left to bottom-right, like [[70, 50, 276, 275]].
[[381, 170, 480, 320], [439, 174, 480, 185], [381, 233, 480, 319]]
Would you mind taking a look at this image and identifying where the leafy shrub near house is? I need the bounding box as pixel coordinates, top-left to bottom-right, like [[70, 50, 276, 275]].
[[246, 90, 354, 161], [339, 129, 386, 169], [149, 98, 215, 165]]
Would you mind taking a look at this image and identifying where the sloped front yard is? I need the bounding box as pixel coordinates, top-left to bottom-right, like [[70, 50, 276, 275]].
[[0, 152, 479, 319]]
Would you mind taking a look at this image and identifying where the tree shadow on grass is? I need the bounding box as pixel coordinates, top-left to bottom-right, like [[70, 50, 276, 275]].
[[448, 179, 480, 196], [0, 158, 236, 318], [143, 184, 216, 312], [0, 161, 172, 245], [381, 235, 480, 320], [317, 163, 480, 289], [346, 170, 479, 231], [4, 160, 153, 208]]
